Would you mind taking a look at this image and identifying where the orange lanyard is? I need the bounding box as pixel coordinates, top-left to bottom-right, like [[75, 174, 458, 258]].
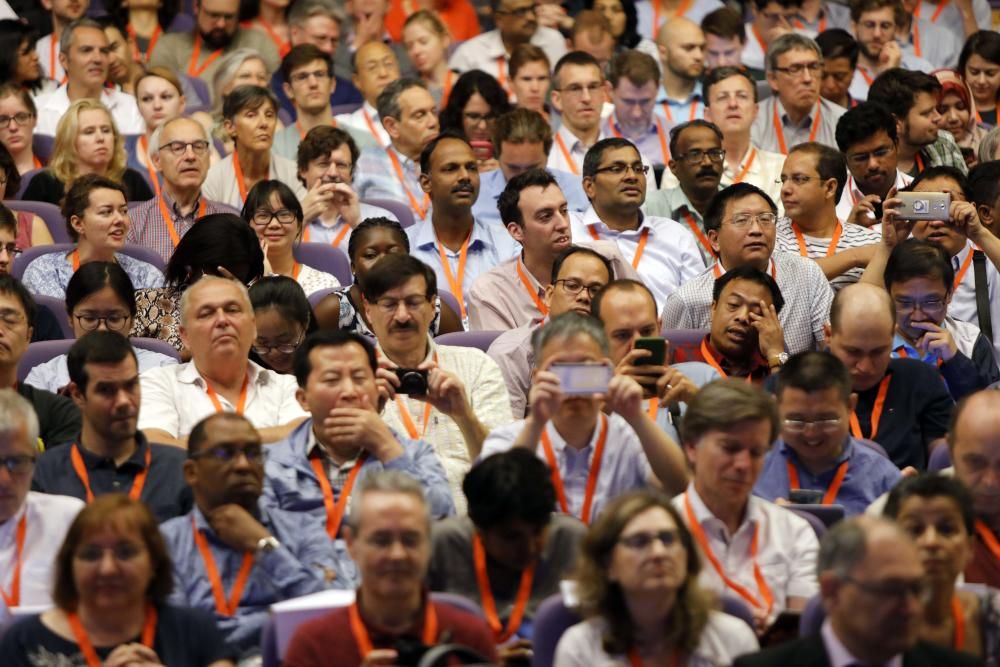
[[786, 459, 848, 505], [646, 397, 659, 419], [310, 451, 368, 539], [362, 109, 385, 147], [912, 20, 922, 57], [139, 136, 162, 199], [0, 512, 26, 608], [295, 118, 337, 139], [772, 102, 821, 154], [858, 66, 874, 87], [156, 196, 207, 250], [387, 150, 430, 219], [682, 210, 715, 258], [441, 70, 455, 107], [127, 23, 161, 63], [539, 414, 609, 525], [303, 223, 349, 248], [70, 249, 81, 271], [396, 396, 433, 438], [914, 0, 949, 24], [233, 155, 251, 207], [254, 18, 290, 57], [49, 37, 58, 81], [587, 225, 650, 270], [975, 519, 1000, 564], [70, 443, 151, 503], [732, 149, 757, 184], [849, 374, 890, 439], [791, 221, 842, 258], [554, 134, 579, 175], [952, 595, 965, 650], [699, 339, 754, 383], [32, 155, 42, 169], [751, 23, 768, 58], [914, 153, 925, 174], [628, 648, 680, 667], [895, 346, 943, 367], [974, 102, 1000, 125], [436, 233, 470, 319], [188, 34, 223, 77], [793, 14, 827, 31], [660, 100, 698, 123], [205, 375, 249, 415], [609, 118, 670, 165], [516, 257, 548, 316], [68, 603, 157, 666], [191, 516, 254, 616], [472, 533, 536, 642], [682, 493, 774, 614], [349, 600, 438, 656], [495, 56, 507, 90], [954, 248, 976, 289], [652, 0, 693, 36]]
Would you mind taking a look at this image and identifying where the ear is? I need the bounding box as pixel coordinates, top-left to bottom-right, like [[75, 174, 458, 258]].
[[550, 89, 563, 114], [707, 229, 720, 255], [151, 150, 162, 171], [178, 95, 188, 116], [582, 176, 596, 200], [506, 222, 525, 244], [765, 70, 778, 94], [178, 324, 190, 353], [895, 116, 905, 139], [668, 159, 679, 177], [684, 441, 698, 468], [818, 571, 841, 607], [543, 283, 555, 307], [848, 392, 858, 412], [70, 215, 86, 239], [419, 172, 431, 194], [182, 459, 198, 486], [68, 382, 85, 410], [344, 524, 358, 558], [295, 386, 309, 412], [703, 105, 715, 125], [822, 322, 832, 347], [824, 178, 838, 201], [657, 42, 667, 65], [222, 118, 236, 140], [58, 51, 68, 73], [362, 294, 376, 324], [382, 115, 400, 141]]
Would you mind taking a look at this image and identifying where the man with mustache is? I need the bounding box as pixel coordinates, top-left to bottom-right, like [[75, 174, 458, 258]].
[[573, 138, 706, 311], [148, 0, 280, 85], [32, 331, 189, 522], [661, 182, 834, 355], [35, 0, 89, 84], [834, 102, 912, 225], [407, 132, 519, 320]]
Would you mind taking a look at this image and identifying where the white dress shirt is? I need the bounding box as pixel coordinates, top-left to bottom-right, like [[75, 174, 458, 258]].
[[138, 359, 309, 440], [34, 34, 64, 84], [547, 124, 607, 179], [949, 240, 1000, 365], [34, 84, 145, 136], [336, 101, 390, 148], [448, 28, 567, 79], [835, 171, 913, 222]]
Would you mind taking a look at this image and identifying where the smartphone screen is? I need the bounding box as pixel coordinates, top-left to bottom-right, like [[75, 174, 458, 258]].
[[550, 363, 613, 395]]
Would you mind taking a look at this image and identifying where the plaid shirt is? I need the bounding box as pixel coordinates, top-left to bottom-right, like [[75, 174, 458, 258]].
[[127, 192, 237, 261], [912, 130, 968, 177]]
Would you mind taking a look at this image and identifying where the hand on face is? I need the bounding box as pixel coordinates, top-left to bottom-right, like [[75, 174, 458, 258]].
[[748, 300, 785, 360], [206, 504, 271, 551], [911, 320, 958, 362]]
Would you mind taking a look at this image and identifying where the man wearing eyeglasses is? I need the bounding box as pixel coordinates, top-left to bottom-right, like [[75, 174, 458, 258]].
[[741, 0, 807, 75], [751, 34, 845, 155], [32, 331, 189, 522], [547, 52, 608, 179], [127, 117, 237, 262], [448, 0, 566, 81], [847, 0, 933, 102], [754, 351, 901, 516], [661, 182, 835, 354], [572, 138, 705, 310], [0, 388, 83, 629], [161, 411, 343, 657]]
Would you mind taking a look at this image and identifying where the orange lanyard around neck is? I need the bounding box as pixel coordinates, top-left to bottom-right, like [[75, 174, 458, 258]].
[[660, 99, 698, 124], [554, 134, 579, 175], [191, 515, 254, 616], [395, 352, 438, 438], [233, 155, 252, 207], [205, 375, 249, 415], [437, 233, 470, 320], [361, 109, 385, 147], [516, 257, 548, 316], [349, 600, 438, 657], [473, 533, 536, 642], [952, 595, 965, 650], [187, 34, 223, 78], [954, 247, 975, 289], [792, 221, 842, 258], [975, 519, 1000, 562], [682, 493, 774, 614], [70, 443, 151, 503], [387, 149, 430, 219], [311, 450, 368, 539], [682, 210, 715, 258], [0, 512, 26, 608], [732, 149, 757, 184], [139, 136, 162, 199], [539, 414, 609, 525], [849, 374, 890, 439], [127, 23, 161, 63], [608, 118, 671, 165], [652, 0, 693, 36], [295, 118, 337, 139], [156, 197, 207, 250], [68, 603, 157, 667], [303, 223, 349, 248], [587, 225, 650, 270], [254, 18, 290, 56], [786, 459, 848, 505], [772, 101, 821, 154]]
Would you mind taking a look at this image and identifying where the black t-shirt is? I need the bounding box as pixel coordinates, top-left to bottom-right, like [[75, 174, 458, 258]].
[[0, 605, 234, 666], [17, 383, 80, 449], [21, 169, 155, 206]]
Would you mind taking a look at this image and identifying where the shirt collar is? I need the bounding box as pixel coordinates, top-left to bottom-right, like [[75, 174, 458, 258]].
[[178, 359, 265, 387], [161, 190, 204, 221], [478, 30, 508, 59], [75, 434, 151, 471], [412, 217, 492, 252], [659, 186, 708, 222], [374, 334, 437, 367], [821, 618, 903, 667], [778, 437, 853, 470], [684, 482, 763, 535], [775, 97, 817, 129], [545, 413, 607, 454], [582, 205, 650, 235], [657, 81, 703, 105]]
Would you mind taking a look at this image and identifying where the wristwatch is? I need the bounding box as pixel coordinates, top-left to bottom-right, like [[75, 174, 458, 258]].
[[769, 352, 789, 369], [256, 536, 281, 554]]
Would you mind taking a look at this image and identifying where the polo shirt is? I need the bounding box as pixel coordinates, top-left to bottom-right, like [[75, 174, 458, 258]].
[[34, 84, 145, 136]]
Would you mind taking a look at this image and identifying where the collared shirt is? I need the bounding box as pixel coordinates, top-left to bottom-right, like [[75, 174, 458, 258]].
[[774, 216, 881, 290], [547, 124, 607, 179], [31, 434, 191, 522], [899, 16, 961, 69], [751, 96, 845, 154], [303, 201, 397, 250], [849, 51, 935, 102], [790, 2, 852, 36], [570, 207, 706, 309], [0, 492, 83, 626], [378, 338, 513, 515], [821, 618, 904, 667], [355, 144, 429, 224], [138, 359, 309, 440], [480, 413, 653, 524], [674, 483, 820, 625], [654, 80, 705, 125], [635, 0, 724, 41], [21, 250, 164, 299], [661, 252, 834, 353], [642, 185, 719, 265], [472, 166, 590, 229], [336, 102, 390, 148], [660, 145, 785, 208], [754, 439, 902, 516], [272, 120, 378, 161], [160, 502, 343, 653], [601, 112, 674, 166], [147, 29, 280, 87], [448, 28, 567, 78], [34, 84, 145, 136], [406, 216, 520, 312], [127, 192, 237, 261], [202, 153, 308, 210], [917, 0, 991, 37], [25, 346, 177, 394], [681, 333, 772, 383], [835, 170, 913, 222], [950, 240, 1000, 364], [486, 321, 538, 419]]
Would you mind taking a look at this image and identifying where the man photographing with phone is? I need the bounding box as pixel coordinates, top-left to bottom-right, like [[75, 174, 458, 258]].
[[479, 313, 689, 524]]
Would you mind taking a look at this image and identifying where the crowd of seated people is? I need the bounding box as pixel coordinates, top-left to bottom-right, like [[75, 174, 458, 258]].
[[4, 0, 1000, 664]]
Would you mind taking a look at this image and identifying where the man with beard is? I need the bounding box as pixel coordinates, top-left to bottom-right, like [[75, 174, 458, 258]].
[[868, 69, 967, 177], [644, 120, 725, 265], [573, 138, 706, 310], [32, 331, 189, 521], [602, 51, 673, 170], [547, 52, 607, 180], [701, 7, 747, 70], [752, 33, 845, 154], [148, 0, 280, 84], [35, 0, 89, 84], [655, 17, 706, 123], [834, 102, 912, 225], [847, 0, 933, 101], [407, 133, 519, 320]]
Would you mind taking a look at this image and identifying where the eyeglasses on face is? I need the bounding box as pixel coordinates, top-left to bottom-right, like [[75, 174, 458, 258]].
[[782, 417, 843, 433], [252, 332, 306, 356], [618, 529, 679, 550], [554, 279, 604, 297], [676, 148, 726, 165], [772, 61, 824, 77], [251, 209, 299, 226], [375, 295, 432, 315], [159, 140, 211, 156], [189, 444, 266, 464], [0, 243, 22, 257], [594, 161, 649, 176], [0, 112, 33, 127], [0, 454, 35, 475], [73, 311, 131, 332], [724, 212, 779, 229]]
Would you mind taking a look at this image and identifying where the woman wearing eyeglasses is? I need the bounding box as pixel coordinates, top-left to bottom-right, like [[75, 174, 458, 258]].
[[249, 276, 316, 374], [554, 490, 759, 667], [24, 262, 177, 394], [440, 71, 513, 173], [241, 180, 340, 297], [0, 82, 46, 177], [0, 153, 53, 253]]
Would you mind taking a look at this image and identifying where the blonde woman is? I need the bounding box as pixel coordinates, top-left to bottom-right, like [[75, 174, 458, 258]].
[[21, 99, 155, 205], [127, 67, 187, 192], [191, 49, 272, 158], [402, 11, 455, 106]]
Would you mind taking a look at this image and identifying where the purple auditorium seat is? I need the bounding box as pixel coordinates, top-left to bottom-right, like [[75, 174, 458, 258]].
[[293, 242, 352, 286], [434, 330, 503, 351], [3, 200, 71, 243]]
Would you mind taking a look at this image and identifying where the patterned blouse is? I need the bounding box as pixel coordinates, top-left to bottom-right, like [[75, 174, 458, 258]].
[[22, 251, 164, 299], [131, 287, 185, 351]]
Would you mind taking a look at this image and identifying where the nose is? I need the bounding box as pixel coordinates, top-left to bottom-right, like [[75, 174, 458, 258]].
[[553, 210, 570, 232], [97, 549, 118, 574], [730, 447, 753, 471], [856, 355, 875, 375], [735, 304, 751, 323], [980, 465, 1000, 488]]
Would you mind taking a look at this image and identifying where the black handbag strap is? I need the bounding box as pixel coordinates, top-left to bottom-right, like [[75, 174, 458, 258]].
[[973, 250, 993, 341]]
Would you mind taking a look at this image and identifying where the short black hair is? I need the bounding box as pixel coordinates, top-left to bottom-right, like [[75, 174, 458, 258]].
[[883, 238, 954, 294], [907, 165, 970, 201], [591, 279, 656, 321], [418, 130, 472, 176], [775, 350, 852, 404], [867, 68, 941, 119], [835, 102, 898, 154], [969, 160, 1000, 209], [815, 28, 858, 69], [292, 329, 377, 388], [0, 275, 35, 328], [249, 276, 314, 334], [788, 142, 848, 201], [703, 182, 776, 233], [464, 449, 557, 529], [550, 245, 613, 285], [884, 473, 975, 534], [711, 265, 785, 313], [703, 66, 759, 105], [346, 217, 409, 262], [497, 168, 561, 227], [65, 261, 137, 317], [360, 253, 438, 302], [582, 137, 638, 179], [187, 413, 256, 456], [750, 0, 803, 9], [552, 50, 602, 88], [241, 180, 304, 232], [164, 213, 265, 288], [67, 330, 137, 393], [668, 119, 724, 160]]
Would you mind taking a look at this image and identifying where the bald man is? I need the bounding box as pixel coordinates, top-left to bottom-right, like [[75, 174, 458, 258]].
[[337, 41, 400, 147], [825, 283, 952, 470], [656, 18, 706, 123]]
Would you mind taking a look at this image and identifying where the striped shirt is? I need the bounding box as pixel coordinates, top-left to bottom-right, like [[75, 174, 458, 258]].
[[774, 217, 881, 290]]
